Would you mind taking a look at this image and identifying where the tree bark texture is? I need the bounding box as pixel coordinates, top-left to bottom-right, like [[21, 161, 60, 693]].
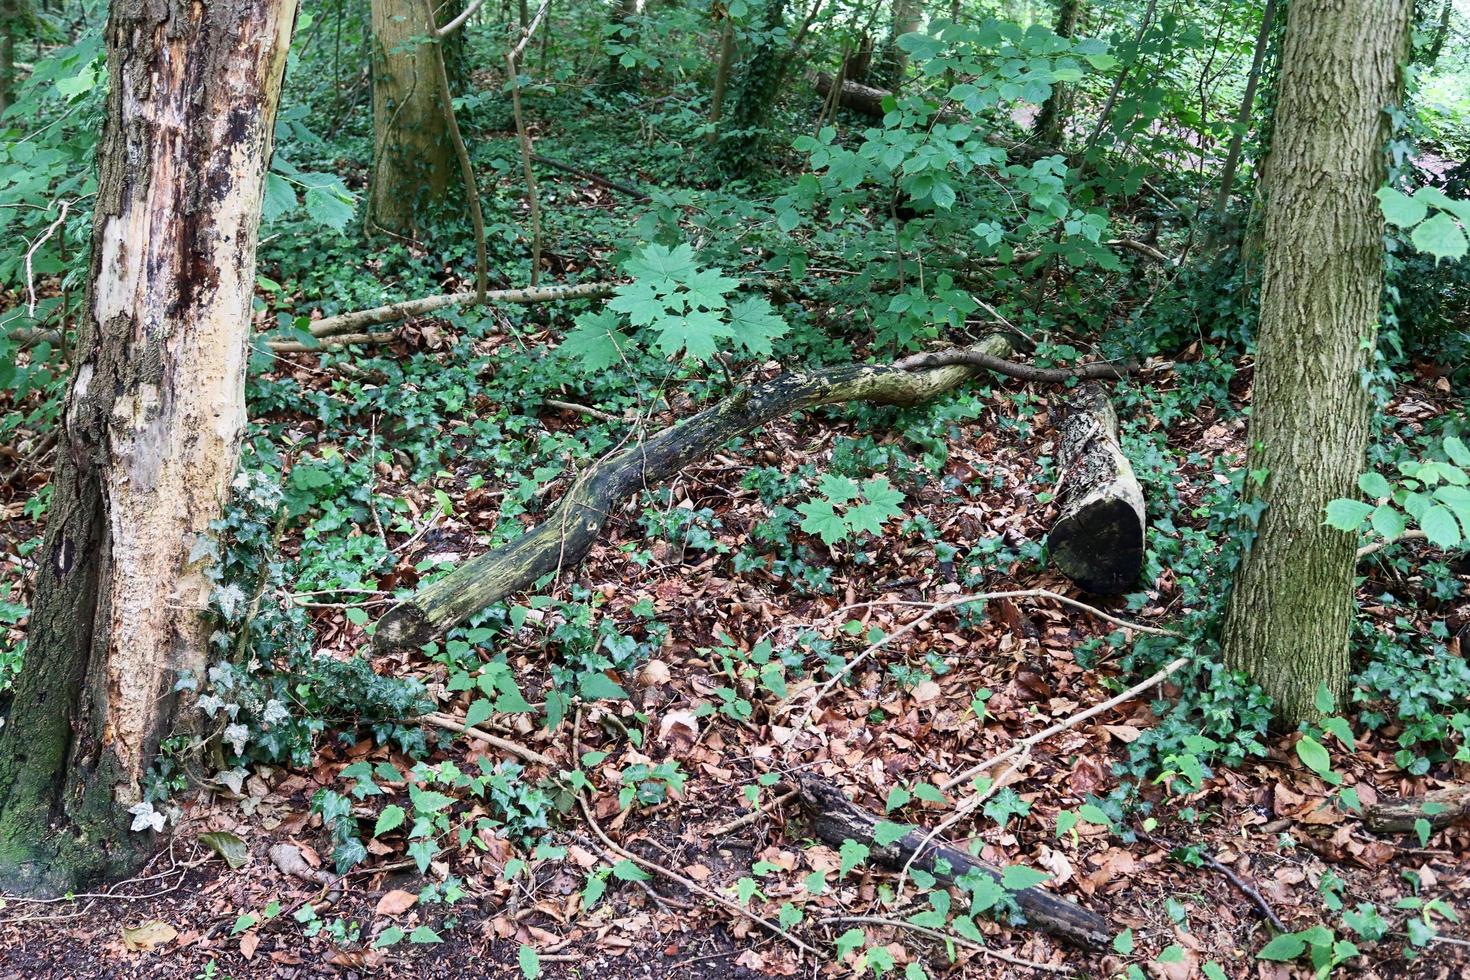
[[1046, 383, 1145, 594], [795, 775, 1110, 949], [1219, 0, 1412, 727], [0, 0, 297, 895], [876, 0, 920, 91], [369, 0, 452, 235], [375, 335, 1015, 649]]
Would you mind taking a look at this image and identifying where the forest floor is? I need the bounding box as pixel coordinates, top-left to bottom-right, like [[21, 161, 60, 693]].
[[2, 105, 1469, 980], [1, 332, 1468, 979]]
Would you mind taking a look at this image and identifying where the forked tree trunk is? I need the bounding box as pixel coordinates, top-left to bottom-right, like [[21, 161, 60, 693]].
[[369, 0, 453, 235], [1219, 0, 1412, 727], [0, 0, 297, 895]]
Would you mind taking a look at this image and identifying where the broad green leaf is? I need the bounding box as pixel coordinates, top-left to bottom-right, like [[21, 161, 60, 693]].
[[874, 821, 912, 846], [1420, 504, 1462, 548], [1376, 186, 1427, 228], [560, 312, 629, 372], [1257, 933, 1307, 961], [1370, 504, 1406, 541], [464, 698, 494, 729], [999, 865, 1050, 890], [839, 839, 870, 877], [1411, 212, 1469, 262], [408, 925, 442, 944], [612, 859, 650, 881], [262, 172, 298, 223], [1113, 928, 1134, 955], [199, 831, 249, 869], [518, 944, 541, 979], [1357, 471, 1392, 499], [579, 672, 629, 701], [1323, 499, 1373, 532], [1296, 735, 1332, 777]]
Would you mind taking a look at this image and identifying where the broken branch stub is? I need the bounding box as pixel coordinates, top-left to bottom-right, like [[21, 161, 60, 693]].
[[1047, 383, 1146, 594]]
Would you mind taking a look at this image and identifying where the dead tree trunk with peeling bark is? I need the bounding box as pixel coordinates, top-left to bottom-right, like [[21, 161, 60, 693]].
[[0, 0, 297, 895]]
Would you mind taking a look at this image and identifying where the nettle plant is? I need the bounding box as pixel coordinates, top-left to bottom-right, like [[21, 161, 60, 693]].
[[1326, 435, 1470, 551], [560, 242, 789, 373]]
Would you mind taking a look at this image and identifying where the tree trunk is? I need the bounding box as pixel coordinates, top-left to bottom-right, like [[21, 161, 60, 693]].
[[1422, 0, 1453, 67], [369, 0, 452, 235], [717, 0, 789, 175], [605, 0, 641, 92], [1219, 0, 1412, 727], [707, 14, 736, 140], [1211, 0, 1278, 226], [0, 0, 17, 117], [876, 0, 920, 91], [0, 0, 296, 896], [1033, 0, 1084, 147], [1046, 383, 1145, 594]]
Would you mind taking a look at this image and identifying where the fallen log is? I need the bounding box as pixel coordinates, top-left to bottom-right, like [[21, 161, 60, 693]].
[[1363, 784, 1470, 834], [896, 347, 1134, 382], [1046, 383, 1146, 594], [374, 334, 1015, 649], [795, 774, 1110, 950], [532, 154, 652, 202]]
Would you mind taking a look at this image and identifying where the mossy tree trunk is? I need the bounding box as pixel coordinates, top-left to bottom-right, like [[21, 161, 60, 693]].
[[1219, 0, 1412, 727], [0, 0, 296, 896], [1033, 0, 1083, 146], [369, 0, 453, 235]]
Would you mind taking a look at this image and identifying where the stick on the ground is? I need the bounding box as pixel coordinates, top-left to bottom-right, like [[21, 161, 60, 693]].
[[1356, 529, 1429, 560], [532, 154, 652, 202], [303, 281, 616, 339], [940, 655, 1190, 792], [423, 711, 557, 767], [797, 774, 1111, 950]]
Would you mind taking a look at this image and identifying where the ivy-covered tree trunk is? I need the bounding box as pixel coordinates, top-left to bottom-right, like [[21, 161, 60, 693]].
[[605, 0, 641, 93], [0, 0, 296, 895], [369, 0, 452, 235], [1219, 0, 1412, 727], [1033, 0, 1083, 146], [718, 0, 788, 176]]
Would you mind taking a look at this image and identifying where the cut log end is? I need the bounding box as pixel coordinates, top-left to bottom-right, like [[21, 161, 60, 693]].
[[1046, 383, 1146, 595], [1048, 496, 1145, 594], [374, 605, 430, 652]]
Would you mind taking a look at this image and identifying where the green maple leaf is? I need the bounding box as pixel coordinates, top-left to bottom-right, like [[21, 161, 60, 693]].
[[625, 242, 698, 287], [654, 308, 731, 361], [607, 281, 668, 326], [797, 499, 849, 546], [817, 474, 861, 505], [726, 296, 789, 357], [860, 476, 905, 514], [559, 312, 630, 372], [681, 266, 738, 310]]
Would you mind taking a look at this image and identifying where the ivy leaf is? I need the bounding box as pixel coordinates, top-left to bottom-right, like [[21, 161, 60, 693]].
[[1411, 212, 1468, 262], [1376, 186, 1427, 228]]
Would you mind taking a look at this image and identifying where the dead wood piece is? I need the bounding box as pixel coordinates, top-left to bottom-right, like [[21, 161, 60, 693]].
[[1047, 383, 1146, 594], [268, 843, 335, 885], [373, 334, 1015, 649], [1364, 785, 1470, 834], [304, 280, 616, 339], [267, 331, 394, 353], [532, 154, 652, 202], [796, 774, 1110, 950]]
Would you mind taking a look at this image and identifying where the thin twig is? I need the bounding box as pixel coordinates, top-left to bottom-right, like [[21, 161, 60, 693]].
[[708, 789, 799, 836], [426, 1, 487, 302], [424, 711, 556, 767], [1357, 529, 1428, 560], [435, 0, 485, 36]]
